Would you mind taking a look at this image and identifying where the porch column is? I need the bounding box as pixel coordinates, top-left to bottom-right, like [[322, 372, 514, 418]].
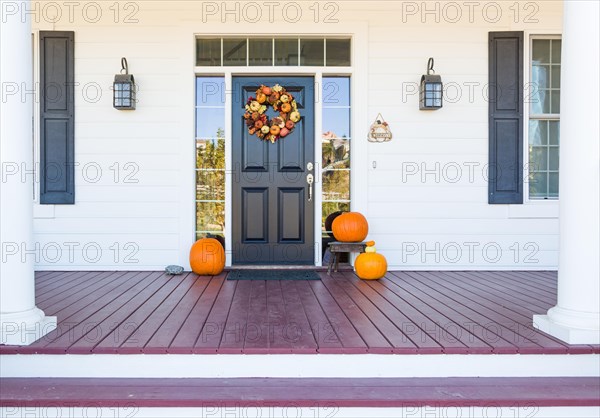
[[0, 0, 57, 345], [533, 0, 600, 344]]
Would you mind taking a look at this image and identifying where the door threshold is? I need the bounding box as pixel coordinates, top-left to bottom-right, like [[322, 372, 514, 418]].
[[229, 265, 326, 270]]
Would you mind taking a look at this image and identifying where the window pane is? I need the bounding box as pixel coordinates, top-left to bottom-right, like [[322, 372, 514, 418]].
[[249, 38, 272, 66], [323, 108, 351, 138], [548, 147, 559, 171], [531, 90, 550, 114], [196, 202, 225, 232], [529, 120, 548, 145], [548, 173, 559, 197], [196, 170, 225, 201], [551, 65, 561, 89], [323, 77, 350, 106], [196, 108, 225, 139], [532, 40, 551, 64], [323, 170, 350, 201], [275, 39, 298, 66], [322, 202, 350, 230], [549, 121, 560, 145], [529, 147, 548, 171], [322, 137, 350, 169], [223, 38, 247, 66], [529, 172, 548, 197], [551, 91, 561, 114], [326, 39, 351, 66], [551, 40, 562, 63], [196, 77, 225, 106], [532, 65, 550, 89], [196, 137, 225, 170], [196, 38, 221, 66], [300, 39, 324, 66]]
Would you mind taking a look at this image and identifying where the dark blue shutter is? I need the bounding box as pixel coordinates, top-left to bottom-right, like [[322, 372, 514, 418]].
[[488, 31, 524, 204], [40, 31, 75, 204]]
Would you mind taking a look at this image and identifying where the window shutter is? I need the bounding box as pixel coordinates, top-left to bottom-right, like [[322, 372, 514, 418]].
[[40, 31, 75, 204], [488, 31, 524, 204]]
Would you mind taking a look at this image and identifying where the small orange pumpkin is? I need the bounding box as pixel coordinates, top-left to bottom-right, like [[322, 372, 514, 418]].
[[332, 212, 369, 242], [190, 238, 225, 275], [355, 245, 387, 280], [366, 240, 375, 247]]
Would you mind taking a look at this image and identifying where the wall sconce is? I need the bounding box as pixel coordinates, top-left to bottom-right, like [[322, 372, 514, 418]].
[[419, 58, 443, 110], [113, 57, 136, 110]]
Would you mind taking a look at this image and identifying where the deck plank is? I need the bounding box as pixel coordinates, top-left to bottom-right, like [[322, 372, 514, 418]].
[[373, 273, 485, 353], [339, 272, 442, 353], [243, 280, 270, 353], [307, 280, 368, 353], [331, 272, 418, 353], [145, 273, 209, 352], [392, 272, 529, 353], [469, 271, 556, 305], [2, 377, 598, 407], [412, 272, 567, 353], [2, 270, 597, 355], [169, 274, 225, 351], [292, 280, 344, 351], [219, 280, 253, 353], [91, 272, 185, 353], [120, 273, 200, 351], [193, 276, 237, 353], [279, 280, 319, 352], [36, 272, 160, 353]]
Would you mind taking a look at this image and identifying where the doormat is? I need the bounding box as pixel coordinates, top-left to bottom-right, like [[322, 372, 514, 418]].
[[227, 270, 321, 281]]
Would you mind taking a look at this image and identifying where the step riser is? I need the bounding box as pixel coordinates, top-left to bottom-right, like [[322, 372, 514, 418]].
[[2, 354, 598, 378], [3, 406, 600, 418]]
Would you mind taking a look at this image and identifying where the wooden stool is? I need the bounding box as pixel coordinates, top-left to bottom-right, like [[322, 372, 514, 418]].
[[327, 241, 367, 275]]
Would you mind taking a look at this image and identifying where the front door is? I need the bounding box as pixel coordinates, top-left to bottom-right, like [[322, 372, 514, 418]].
[[232, 76, 315, 264]]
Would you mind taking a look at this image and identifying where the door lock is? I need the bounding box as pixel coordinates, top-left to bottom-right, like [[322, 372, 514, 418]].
[[307, 173, 314, 202], [307, 162, 314, 171]]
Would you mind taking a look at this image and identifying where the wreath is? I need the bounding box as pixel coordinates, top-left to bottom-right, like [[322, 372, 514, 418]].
[[243, 84, 301, 143]]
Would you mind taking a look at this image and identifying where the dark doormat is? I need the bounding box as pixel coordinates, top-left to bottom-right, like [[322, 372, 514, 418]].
[[227, 270, 321, 281]]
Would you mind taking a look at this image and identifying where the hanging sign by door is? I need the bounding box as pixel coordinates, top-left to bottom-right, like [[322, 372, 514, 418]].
[[368, 113, 392, 143]]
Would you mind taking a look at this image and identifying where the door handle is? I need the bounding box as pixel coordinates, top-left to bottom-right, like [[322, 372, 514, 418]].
[[306, 173, 314, 202]]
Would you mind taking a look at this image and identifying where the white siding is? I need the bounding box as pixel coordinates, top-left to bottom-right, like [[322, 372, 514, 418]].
[[31, 1, 563, 270]]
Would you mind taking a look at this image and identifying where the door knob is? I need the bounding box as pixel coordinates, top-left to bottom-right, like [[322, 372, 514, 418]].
[[307, 173, 314, 202]]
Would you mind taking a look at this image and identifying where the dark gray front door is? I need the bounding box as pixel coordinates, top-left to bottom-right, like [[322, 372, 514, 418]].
[[232, 77, 315, 264]]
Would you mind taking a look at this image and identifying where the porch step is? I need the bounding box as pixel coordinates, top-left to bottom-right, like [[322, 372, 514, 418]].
[[1, 377, 599, 408]]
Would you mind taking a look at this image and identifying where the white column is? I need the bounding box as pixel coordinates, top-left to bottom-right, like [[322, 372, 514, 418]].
[[533, 0, 600, 344], [0, 0, 57, 345]]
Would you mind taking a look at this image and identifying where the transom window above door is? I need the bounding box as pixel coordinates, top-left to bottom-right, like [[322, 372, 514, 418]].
[[196, 37, 351, 67]]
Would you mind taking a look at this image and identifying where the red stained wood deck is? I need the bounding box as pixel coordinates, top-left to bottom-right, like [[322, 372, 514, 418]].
[[2, 377, 599, 408], [1, 270, 598, 355]]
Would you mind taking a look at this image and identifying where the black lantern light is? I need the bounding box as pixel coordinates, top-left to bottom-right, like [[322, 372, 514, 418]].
[[419, 57, 443, 110], [113, 57, 136, 110]]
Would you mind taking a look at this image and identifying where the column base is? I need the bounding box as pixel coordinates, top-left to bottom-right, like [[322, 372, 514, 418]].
[[0, 307, 57, 346], [534, 307, 600, 345]]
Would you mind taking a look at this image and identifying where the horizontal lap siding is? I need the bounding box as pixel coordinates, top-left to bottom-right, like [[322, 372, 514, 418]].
[[31, 1, 563, 270], [33, 11, 187, 270], [364, 3, 562, 269]]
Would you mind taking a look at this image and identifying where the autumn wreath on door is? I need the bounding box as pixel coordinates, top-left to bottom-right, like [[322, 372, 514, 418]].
[[243, 84, 301, 143]]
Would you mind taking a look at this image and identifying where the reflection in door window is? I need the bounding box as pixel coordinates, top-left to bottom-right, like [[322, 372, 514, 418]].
[[322, 77, 351, 255], [196, 77, 225, 244]]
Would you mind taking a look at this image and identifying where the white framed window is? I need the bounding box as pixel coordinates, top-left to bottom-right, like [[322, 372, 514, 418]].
[[528, 37, 561, 199]]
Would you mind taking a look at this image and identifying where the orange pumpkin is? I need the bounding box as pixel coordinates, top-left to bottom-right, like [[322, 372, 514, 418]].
[[190, 238, 225, 275], [332, 212, 369, 242], [366, 240, 375, 247], [355, 250, 387, 280]]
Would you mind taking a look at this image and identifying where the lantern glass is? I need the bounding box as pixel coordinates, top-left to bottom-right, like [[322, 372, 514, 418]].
[[113, 74, 136, 110], [419, 74, 443, 110]]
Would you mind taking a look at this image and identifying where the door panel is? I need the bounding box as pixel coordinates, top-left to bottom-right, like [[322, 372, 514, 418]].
[[232, 77, 315, 264]]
